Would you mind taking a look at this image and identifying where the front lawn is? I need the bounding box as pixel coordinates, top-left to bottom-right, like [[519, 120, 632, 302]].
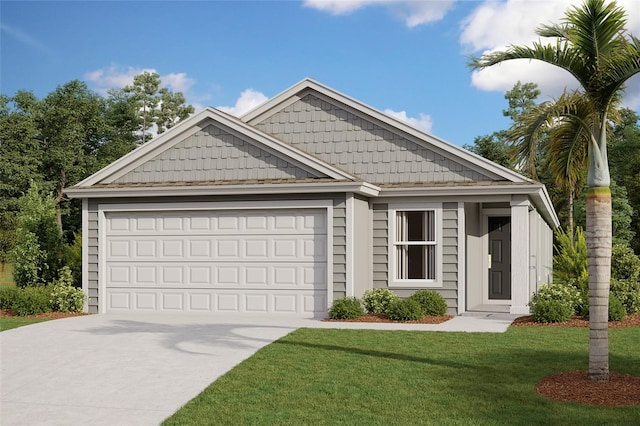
[[164, 327, 639, 425], [0, 316, 51, 331]]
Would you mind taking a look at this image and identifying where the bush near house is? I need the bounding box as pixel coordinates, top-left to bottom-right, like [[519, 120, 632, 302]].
[[386, 298, 423, 321], [530, 283, 582, 323], [328, 297, 365, 320], [362, 288, 399, 314], [409, 290, 448, 316]]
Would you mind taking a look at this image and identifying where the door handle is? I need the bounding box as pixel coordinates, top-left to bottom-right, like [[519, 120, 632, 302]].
[[488, 254, 492, 267]]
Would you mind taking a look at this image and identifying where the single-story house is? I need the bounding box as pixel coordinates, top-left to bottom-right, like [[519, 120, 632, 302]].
[[66, 78, 559, 316]]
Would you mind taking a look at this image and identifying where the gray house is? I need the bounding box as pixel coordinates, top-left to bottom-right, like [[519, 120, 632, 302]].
[[66, 78, 559, 316]]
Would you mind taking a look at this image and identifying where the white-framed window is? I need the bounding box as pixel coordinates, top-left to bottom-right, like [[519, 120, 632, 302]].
[[389, 204, 442, 288]]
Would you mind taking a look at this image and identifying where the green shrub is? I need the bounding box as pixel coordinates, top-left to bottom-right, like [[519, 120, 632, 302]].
[[608, 295, 627, 322], [531, 298, 574, 323], [63, 232, 82, 287], [553, 227, 588, 291], [0, 285, 19, 309], [409, 290, 448, 316], [11, 286, 53, 316], [611, 243, 640, 282], [12, 228, 44, 288], [328, 297, 364, 320], [362, 288, 399, 314], [530, 283, 582, 319], [575, 289, 590, 317], [50, 266, 85, 312], [386, 298, 423, 321], [610, 278, 640, 314]]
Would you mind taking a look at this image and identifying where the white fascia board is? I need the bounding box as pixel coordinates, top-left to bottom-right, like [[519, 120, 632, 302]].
[[65, 181, 381, 199], [380, 184, 559, 228], [242, 78, 531, 184]]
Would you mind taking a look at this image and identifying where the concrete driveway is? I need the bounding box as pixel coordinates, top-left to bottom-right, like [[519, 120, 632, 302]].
[[1, 313, 517, 425], [0, 314, 306, 426]]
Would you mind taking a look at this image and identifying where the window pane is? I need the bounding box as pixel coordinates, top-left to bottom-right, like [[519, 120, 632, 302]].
[[406, 211, 424, 241], [407, 245, 425, 279], [426, 245, 435, 280], [426, 210, 435, 242]]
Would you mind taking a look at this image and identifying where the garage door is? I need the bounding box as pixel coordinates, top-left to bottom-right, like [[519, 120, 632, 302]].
[[104, 208, 327, 315]]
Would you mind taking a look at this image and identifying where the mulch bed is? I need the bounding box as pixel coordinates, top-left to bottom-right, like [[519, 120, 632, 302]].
[[0, 309, 89, 319], [511, 312, 640, 328], [323, 313, 453, 324]]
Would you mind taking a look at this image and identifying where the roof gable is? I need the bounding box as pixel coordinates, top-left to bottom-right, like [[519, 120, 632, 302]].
[[75, 108, 355, 188], [243, 78, 533, 185]]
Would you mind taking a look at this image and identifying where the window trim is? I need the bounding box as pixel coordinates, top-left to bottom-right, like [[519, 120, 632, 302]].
[[388, 203, 443, 288]]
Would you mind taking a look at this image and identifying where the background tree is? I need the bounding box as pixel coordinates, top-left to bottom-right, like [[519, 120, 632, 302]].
[[471, 0, 640, 382]]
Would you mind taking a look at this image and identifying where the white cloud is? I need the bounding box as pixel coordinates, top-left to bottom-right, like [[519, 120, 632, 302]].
[[217, 89, 269, 116], [384, 109, 433, 133], [462, 0, 640, 107], [303, 0, 455, 27], [84, 65, 194, 96]]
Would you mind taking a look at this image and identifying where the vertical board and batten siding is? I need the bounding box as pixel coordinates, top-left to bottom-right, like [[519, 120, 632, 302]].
[[371, 202, 459, 315], [113, 123, 319, 184], [85, 194, 346, 313], [251, 93, 494, 184]]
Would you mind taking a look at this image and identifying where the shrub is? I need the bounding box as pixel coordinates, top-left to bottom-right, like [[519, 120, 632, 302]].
[[610, 278, 640, 314], [50, 266, 85, 313], [553, 227, 588, 292], [12, 228, 44, 288], [11, 286, 53, 316], [608, 295, 627, 322], [611, 243, 640, 282], [0, 285, 19, 309], [409, 290, 448, 316], [362, 288, 399, 314], [328, 297, 364, 320], [386, 298, 423, 321], [64, 232, 82, 287], [531, 298, 574, 323], [530, 283, 582, 319]]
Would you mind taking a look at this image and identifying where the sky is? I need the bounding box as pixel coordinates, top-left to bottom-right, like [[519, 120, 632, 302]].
[[1, 0, 639, 147]]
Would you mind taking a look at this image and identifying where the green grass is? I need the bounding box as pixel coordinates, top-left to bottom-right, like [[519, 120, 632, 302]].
[[0, 263, 14, 285], [164, 327, 640, 425], [0, 316, 51, 331]]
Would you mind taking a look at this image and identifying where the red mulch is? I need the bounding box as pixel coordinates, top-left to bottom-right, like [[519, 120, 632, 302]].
[[511, 312, 640, 328], [323, 313, 453, 324], [536, 371, 640, 406]]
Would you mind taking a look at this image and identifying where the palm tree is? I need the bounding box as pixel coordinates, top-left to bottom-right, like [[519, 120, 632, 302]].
[[471, 0, 640, 382]]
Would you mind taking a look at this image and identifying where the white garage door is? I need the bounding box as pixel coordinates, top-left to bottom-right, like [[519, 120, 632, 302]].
[[104, 208, 327, 315]]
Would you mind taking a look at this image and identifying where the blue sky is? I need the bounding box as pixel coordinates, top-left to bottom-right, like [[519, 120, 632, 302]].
[[2, 0, 639, 147]]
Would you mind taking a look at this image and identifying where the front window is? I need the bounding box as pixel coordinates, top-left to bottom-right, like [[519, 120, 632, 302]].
[[395, 211, 436, 280], [389, 204, 442, 288]]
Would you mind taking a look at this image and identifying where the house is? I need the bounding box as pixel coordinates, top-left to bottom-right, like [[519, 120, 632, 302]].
[[65, 78, 559, 316]]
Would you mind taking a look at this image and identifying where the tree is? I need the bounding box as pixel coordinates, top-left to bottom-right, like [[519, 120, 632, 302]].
[[12, 182, 63, 287], [38, 80, 107, 231], [464, 82, 541, 170], [122, 71, 194, 144], [471, 0, 640, 382]]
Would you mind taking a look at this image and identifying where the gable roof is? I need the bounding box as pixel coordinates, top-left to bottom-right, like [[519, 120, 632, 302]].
[[73, 107, 357, 188], [242, 78, 534, 185]]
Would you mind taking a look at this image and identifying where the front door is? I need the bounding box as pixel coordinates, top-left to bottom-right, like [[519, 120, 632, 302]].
[[488, 216, 511, 300]]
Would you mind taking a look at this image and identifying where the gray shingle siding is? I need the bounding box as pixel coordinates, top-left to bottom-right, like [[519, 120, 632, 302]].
[[252, 93, 493, 184], [114, 124, 318, 184], [333, 196, 347, 300], [87, 200, 99, 313]]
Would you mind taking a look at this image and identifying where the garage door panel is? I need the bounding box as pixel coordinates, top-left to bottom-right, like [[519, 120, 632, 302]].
[[105, 208, 327, 315], [106, 288, 326, 314], [107, 263, 326, 288]]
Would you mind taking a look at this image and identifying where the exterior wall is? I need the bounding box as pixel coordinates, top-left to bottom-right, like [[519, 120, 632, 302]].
[[370, 201, 459, 315], [85, 193, 346, 313], [251, 93, 493, 184], [529, 207, 554, 296], [351, 195, 372, 299], [114, 123, 318, 184], [464, 202, 482, 311]]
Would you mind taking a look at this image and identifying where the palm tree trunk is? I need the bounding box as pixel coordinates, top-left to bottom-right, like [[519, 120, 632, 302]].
[[586, 186, 611, 382]]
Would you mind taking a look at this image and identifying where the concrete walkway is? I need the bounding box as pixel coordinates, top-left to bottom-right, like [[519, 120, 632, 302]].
[[0, 313, 519, 425]]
